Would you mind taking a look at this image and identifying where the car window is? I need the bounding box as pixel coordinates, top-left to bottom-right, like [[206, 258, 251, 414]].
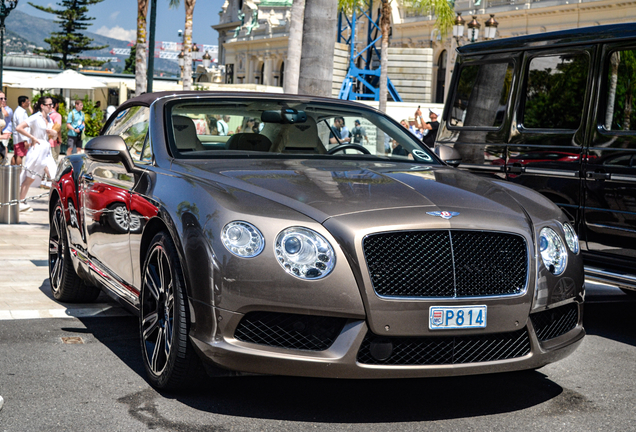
[[449, 61, 513, 128], [103, 106, 150, 161], [166, 99, 438, 165], [603, 48, 636, 132], [522, 53, 589, 130]]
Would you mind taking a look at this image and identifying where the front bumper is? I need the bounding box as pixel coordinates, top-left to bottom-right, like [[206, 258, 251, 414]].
[[190, 301, 584, 379]]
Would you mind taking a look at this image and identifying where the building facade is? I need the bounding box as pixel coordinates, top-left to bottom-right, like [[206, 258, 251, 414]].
[[214, 0, 636, 102]]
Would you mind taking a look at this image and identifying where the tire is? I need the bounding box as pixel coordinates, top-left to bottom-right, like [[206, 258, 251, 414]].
[[49, 202, 101, 303], [139, 231, 202, 390]]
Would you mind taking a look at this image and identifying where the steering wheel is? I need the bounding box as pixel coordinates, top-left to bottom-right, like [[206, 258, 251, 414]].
[[327, 143, 371, 155]]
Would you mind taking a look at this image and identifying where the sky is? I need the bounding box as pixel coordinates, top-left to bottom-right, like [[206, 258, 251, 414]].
[[19, 0, 227, 47]]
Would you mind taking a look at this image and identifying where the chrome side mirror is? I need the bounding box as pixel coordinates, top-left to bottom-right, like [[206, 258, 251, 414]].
[[435, 145, 462, 167], [84, 135, 135, 173]]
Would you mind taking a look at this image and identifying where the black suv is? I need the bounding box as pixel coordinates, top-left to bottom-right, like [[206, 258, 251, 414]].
[[437, 23, 636, 293]]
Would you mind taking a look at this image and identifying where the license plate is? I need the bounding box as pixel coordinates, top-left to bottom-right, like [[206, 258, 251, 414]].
[[429, 305, 487, 330]]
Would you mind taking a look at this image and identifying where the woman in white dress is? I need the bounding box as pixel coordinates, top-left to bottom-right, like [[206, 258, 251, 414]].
[[15, 96, 57, 212]]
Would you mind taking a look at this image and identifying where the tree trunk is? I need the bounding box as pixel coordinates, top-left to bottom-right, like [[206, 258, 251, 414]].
[[378, 0, 391, 114], [182, 0, 196, 90], [283, 0, 305, 94], [298, 0, 338, 97], [625, 90, 633, 131], [135, 0, 149, 96], [605, 51, 621, 130]]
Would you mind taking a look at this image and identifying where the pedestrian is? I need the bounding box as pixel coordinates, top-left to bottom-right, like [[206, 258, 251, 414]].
[[401, 118, 423, 140], [416, 107, 439, 148], [216, 115, 230, 136], [10, 95, 31, 166], [49, 98, 62, 161], [66, 100, 85, 154], [329, 117, 351, 144], [350, 119, 368, 144], [0, 92, 13, 165], [15, 96, 57, 212], [391, 138, 409, 157]]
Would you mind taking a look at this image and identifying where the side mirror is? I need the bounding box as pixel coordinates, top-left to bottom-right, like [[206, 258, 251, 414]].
[[435, 145, 462, 168], [84, 135, 135, 173]]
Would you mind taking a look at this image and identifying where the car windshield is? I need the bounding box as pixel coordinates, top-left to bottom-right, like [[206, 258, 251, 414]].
[[166, 98, 439, 165]]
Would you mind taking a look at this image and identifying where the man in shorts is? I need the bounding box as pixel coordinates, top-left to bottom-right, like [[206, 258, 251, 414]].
[[66, 100, 85, 154], [11, 95, 31, 166], [0, 92, 13, 164]]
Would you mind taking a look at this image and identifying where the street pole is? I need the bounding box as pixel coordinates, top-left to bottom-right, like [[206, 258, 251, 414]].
[[146, 0, 157, 93], [0, 1, 19, 92]]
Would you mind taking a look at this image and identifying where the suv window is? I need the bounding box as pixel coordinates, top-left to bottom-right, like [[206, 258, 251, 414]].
[[449, 61, 513, 128], [523, 53, 589, 130], [104, 106, 150, 161], [604, 48, 636, 132]]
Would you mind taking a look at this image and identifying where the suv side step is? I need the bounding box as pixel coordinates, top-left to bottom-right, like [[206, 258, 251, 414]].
[[585, 266, 636, 292]]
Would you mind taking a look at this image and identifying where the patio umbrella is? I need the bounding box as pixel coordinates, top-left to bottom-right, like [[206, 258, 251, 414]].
[[16, 69, 106, 90]]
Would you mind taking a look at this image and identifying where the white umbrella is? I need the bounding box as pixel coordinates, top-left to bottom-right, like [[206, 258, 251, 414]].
[[17, 69, 106, 90]]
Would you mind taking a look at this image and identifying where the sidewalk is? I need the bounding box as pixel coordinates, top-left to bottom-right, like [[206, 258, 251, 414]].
[[0, 185, 127, 320]]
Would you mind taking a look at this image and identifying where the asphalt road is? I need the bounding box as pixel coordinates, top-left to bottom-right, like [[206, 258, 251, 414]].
[[0, 287, 635, 431]]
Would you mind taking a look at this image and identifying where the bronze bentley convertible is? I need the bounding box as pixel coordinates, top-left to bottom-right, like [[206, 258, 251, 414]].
[[48, 92, 584, 390]]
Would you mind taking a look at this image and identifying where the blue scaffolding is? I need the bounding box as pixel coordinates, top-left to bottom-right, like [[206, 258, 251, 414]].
[[337, 1, 402, 102]]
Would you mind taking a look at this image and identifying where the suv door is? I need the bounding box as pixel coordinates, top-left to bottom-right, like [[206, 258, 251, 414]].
[[585, 44, 636, 260], [507, 47, 595, 223]]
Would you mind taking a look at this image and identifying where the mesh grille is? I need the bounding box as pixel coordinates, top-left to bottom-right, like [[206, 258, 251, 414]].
[[530, 303, 579, 342], [363, 230, 527, 298], [357, 329, 531, 365], [234, 312, 347, 351]]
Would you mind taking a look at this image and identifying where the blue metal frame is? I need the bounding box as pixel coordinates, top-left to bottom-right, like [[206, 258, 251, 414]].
[[337, 1, 402, 102]]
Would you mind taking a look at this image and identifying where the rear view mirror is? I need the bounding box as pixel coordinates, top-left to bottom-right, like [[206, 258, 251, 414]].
[[261, 108, 307, 124]]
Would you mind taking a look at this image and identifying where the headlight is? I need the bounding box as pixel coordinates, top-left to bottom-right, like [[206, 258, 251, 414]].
[[562, 222, 579, 254], [539, 227, 567, 275], [221, 221, 264, 258], [275, 227, 336, 279]]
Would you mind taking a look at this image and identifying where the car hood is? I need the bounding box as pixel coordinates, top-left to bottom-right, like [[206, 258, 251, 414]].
[[173, 159, 532, 224]]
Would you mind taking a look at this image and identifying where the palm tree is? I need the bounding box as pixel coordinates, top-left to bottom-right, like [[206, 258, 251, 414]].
[[169, 0, 197, 90], [135, 0, 149, 96], [297, 0, 338, 97], [283, 0, 305, 94]]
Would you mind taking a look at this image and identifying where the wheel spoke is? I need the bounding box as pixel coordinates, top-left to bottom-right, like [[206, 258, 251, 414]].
[[144, 262, 161, 301], [49, 238, 59, 255], [52, 256, 62, 287], [142, 311, 160, 341], [151, 326, 165, 373]]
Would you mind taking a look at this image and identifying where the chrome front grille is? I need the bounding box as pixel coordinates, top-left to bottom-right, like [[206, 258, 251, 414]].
[[363, 230, 528, 298]]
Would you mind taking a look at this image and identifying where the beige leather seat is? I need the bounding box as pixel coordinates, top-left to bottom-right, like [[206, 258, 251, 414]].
[[268, 116, 326, 154], [172, 115, 205, 152]]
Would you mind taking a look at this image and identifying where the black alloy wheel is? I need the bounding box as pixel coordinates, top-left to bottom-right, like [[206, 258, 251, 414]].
[[140, 231, 201, 390], [49, 202, 100, 303]]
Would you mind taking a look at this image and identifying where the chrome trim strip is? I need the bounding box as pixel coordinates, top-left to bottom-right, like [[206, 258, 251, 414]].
[[585, 222, 636, 234], [69, 246, 140, 307], [585, 266, 636, 290], [609, 174, 636, 182], [463, 164, 504, 172], [524, 168, 578, 177]]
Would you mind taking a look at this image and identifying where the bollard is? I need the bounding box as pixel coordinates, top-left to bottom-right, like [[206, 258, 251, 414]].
[[0, 165, 20, 224]]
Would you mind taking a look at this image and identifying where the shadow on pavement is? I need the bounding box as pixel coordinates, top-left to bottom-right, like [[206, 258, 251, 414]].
[[583, 296, 636, 347], [73, 316, 566, 423]]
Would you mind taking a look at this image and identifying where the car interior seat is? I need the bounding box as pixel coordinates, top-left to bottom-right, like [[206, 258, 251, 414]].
[[172, 115, 205, 152], [225, 133, 273, 152], [269, 116, 326, 154]]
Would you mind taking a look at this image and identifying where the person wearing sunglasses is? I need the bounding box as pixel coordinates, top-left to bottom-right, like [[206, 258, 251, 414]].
[[15, 96, 57, 212]]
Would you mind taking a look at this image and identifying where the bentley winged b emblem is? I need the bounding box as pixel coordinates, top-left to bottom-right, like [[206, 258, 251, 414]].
[[427, 211, 460, 220]]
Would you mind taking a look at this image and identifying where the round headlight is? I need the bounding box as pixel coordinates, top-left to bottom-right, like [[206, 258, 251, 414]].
[[562, 222, 579, 254], [221, 221, 264, 258], [275, 227, 336, 279], [539, 227, 567, 275]]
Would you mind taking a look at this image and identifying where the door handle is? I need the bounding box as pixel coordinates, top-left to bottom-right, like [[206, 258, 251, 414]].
[[507, 166, 525, 174], [586, 171, 610, 180]]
